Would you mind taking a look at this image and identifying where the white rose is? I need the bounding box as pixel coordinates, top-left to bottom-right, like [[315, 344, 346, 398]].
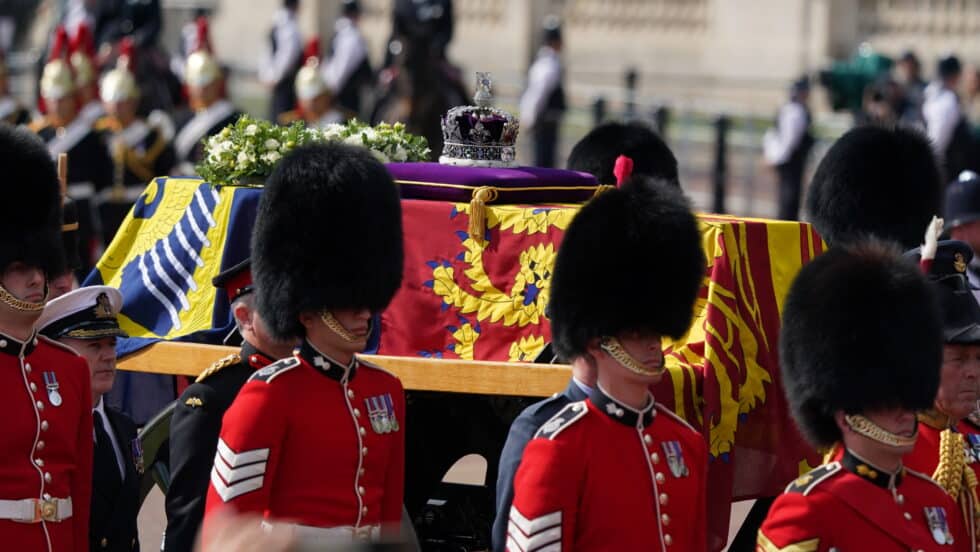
[[361, 128, 377, 142], [392, 145, 408, 162], [322, 124, 345, 141], [262, 151, 281, 164], [245, 124, 259, 136], [370, 149, 389, 163], [265, 138, 280, 151], [343, 134, 365, 147], [237, 151, 250, 164]]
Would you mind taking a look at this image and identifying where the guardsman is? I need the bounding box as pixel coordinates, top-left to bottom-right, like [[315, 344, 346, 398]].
[[566, 121, 680, 187], [0, 51, 29, 125], [323, 0, 371, 118], [508, 176, 708, 550], [758, 239, 967, 551], [519, 15, 566, 168], [904, 237, 980, 550], [164, 259, 296, 552], [173, 17, 241, 174], [0, 124, 93, 551], [37, 286, 139, 552], [279, 38, 346, 128], [203, 143, 406, 545], [31, 25, 113, 274], [805, 125, 942, 250], [95, 39, 176, 243], [258, 0, 302, 121], [70, 22, 106, 127]]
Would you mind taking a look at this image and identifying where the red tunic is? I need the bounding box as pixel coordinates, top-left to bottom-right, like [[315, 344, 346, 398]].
[[758, 448, 967, 551], [508, 388, 707, 552], [0, 332, 93, 552], [203, 340, 405, 540]]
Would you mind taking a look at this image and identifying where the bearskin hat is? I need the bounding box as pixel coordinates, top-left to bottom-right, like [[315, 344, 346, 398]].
[[779, 239, 942, 448], [252, 143, 403, 340], [805, 125, 941, 249], [0, 126, 64, 277], [548, 176, 705, 361], [567, 122, 679, 186]]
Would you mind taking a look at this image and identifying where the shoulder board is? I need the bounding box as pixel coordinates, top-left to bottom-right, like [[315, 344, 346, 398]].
[[195, 353, 242, 383], [534, 400, 588, 440], [36, 335, 82, 357], [249, 356, 301, 384], [785, 461, 842, 495], [906, 468, 949, 492], [357, 357, 400, 380], [655, 403, 699, 434]]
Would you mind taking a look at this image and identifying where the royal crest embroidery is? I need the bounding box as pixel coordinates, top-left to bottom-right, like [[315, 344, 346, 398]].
[[955, 252, 968, 273], [43, 371, 62, 407], [364, 393, 399, 434], [661, 440, 689, 478], [924, 506, 953, 545]]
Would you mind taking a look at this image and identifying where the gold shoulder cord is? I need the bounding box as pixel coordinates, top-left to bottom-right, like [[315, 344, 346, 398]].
[[932, 429, 980, 532]]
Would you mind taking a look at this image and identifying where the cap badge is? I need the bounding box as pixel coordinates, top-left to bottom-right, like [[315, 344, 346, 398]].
[[954, 252, 967, 273], [661, 440, 689, 478], [924, 506, 953, 545], [43, 371, 62, 407], [364, 393, 399, 434], [94, 293, 114, 319]]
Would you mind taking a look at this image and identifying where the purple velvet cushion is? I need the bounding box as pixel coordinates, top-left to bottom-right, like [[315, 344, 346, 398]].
[[386, 162, 600, 204]]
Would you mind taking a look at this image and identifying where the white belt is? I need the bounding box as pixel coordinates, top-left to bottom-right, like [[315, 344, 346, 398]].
[[262, 522, 380, 543], [0, 497, 72, 523], [67, 182, 95, 200]]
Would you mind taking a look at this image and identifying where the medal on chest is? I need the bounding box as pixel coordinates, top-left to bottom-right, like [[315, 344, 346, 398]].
[[966, 434, 980, 463], [364, 393, 399, 434], [131, 437, 144, 475], [923, 506, 954, 545], [661, 440, 689, 478], [42, 371, 62, 407]]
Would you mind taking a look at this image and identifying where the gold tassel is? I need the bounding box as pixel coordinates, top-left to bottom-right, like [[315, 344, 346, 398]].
[[933, 429, 967, 500], [468, 186, 498, 241]]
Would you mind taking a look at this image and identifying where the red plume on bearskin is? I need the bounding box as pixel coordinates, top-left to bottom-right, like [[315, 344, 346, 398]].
[[69, 21, 96, 59]]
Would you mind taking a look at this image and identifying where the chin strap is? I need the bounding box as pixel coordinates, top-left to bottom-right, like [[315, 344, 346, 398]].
[[320, 311, 364, 343], [844, 414, 918, 448], [599, 336, 665, 377], [0, 283, 46, 313]]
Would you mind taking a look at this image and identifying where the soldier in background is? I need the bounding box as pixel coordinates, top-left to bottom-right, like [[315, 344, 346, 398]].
[[37, 286, 140, 552], [31, 25, 113, 274], [0, 50, 29, 125], [759, 239, 966, 550], [280, 39, 347, 128], [173, 17, 241, 174], [519, 16, 565, 168], [69, 22, 106, 127], [259, 0, 302, 121], [94, 39, 175, 243], [165, 259, 296, 552], [323, 0, 372, 118]]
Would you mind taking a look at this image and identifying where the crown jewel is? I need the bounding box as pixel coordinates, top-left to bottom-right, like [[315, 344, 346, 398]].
[[439, 72, 519, 167]]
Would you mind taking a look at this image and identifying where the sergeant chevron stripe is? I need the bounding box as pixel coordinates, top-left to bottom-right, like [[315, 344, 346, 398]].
[[506, 507, 561, 552], [210, 438, 269, 502]]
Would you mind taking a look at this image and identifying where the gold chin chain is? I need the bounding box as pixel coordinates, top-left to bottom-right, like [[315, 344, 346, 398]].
[[599, 336, 666, 377], [844, 414, 918, 448], [320, 311, 360, 343], [0, 284, 46, 313]]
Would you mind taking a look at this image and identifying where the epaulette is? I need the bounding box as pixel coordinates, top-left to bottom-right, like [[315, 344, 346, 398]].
[[249, 356, 301, 384], [784, 461, 841, 495], [534, 400, 588, 440], [655, 403, 699, 434], [195, 353, 242, 383]]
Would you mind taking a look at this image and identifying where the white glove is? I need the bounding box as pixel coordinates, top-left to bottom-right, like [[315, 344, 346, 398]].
[[921, 215, 944, 260]]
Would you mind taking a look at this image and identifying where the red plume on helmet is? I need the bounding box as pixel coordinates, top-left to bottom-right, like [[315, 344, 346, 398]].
[[117, 37, 136, 71], [193, 15, 212, 54], [303, 37, 321, 65], [49, 25, 70, 62], [69, 22, 96, 59]]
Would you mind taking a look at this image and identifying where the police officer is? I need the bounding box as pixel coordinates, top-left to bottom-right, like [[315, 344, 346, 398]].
[[946, 171, 980, 302], [508, 176, 707, 550], [759, 239, 966, 550], [903, 238, 980, 549], [323, 0, 371, 117], [37, 286, 140, 552], [0, 124, 93, 552], [805, 125, 942, 250], [164, 259, 296, 552], [95, 40, 176, 243], [31, 25, 113, 274], [519, 15, 565, 168], [174, 17, 241, 173], [763, 76, 814, 221], [203, 144, 406, 544], [259, 0, 302, 121]]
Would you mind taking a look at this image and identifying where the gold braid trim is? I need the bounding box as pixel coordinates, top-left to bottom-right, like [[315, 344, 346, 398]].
[[932, 428, 980, 533], [194, 353, 241, 383]]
